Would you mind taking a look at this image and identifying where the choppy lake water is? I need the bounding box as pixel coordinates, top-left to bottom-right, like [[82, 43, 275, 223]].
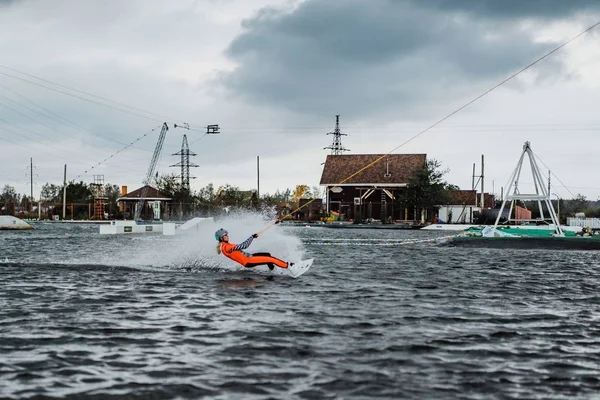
[[1, 220, 600, 399]]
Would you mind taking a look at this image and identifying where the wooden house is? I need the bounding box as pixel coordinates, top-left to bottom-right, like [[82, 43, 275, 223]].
[[319, 154, 426, 222], [117, 185, 172, 221]]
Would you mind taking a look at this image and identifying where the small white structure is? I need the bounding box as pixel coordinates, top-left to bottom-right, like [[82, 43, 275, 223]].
[[100, 217, 214, 235], [437, 189, 492, 224], [99, 220, 163, 235], [567, 218, 600, 229], [0, 216, 34, 230]]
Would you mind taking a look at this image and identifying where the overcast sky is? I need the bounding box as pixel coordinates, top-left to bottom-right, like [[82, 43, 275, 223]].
[[1, 0, 600, 200]]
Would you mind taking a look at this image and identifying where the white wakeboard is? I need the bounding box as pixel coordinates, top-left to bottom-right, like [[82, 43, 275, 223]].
[[241, 258, 314, 278], [287, 258, 314, 278]]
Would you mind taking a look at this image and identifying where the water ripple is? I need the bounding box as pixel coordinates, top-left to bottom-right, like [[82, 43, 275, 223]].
[[1, 224, 600, 398]]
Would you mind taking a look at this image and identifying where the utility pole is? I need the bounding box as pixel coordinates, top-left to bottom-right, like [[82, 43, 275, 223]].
[[25, 158, 38, 214], [62, 164, 67, 220], [30, 158, 33, 201], [480, 155, 485, 209], [257, 155, 260, 198], [472, 162, 477, 205]]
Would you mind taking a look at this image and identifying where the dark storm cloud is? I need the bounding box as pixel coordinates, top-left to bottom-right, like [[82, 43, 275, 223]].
[[220, 0, 599, 118], [414, 0, 600, 19]]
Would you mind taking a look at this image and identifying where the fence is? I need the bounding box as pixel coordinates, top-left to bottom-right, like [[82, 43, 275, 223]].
[[0, 201, 104, 220], [0, 201, 292, 221], [567, 218, 600, 229]]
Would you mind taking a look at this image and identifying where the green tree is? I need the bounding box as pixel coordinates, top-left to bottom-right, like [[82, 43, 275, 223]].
[[21, 195, 35, 215], [59, 181, 92, 219], [198, 183, 217, 203], [1, 185, 19, 215], [103, 184, 121, 218], [559, 194, 590, 218], [261, 188, 292, 206], [216, 184, 253, 207], [403, 159, 453, 221], [154, 173, 197, 218], [65, 181, 92, 203], [41, 183, 61, 202]]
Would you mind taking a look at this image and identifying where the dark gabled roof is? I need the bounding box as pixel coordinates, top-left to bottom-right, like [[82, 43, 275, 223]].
[[117, 185, 171, 201], [448, 190, 495, 207], [320, 154, 426, 185], [449, 190, 478, 206]]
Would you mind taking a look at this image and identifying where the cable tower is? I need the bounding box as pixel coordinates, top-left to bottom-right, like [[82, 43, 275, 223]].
[[324, 115, 349, 155], [493, 142, 563, 236], [91, 175, 105, 220], [170, 134, 198, 189]]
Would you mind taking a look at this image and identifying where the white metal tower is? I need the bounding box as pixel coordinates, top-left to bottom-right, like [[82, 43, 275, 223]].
[[493, 141, 563, 236]]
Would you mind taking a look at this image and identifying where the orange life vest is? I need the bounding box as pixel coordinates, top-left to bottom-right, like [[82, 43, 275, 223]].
[[221, 242, 251, 266]]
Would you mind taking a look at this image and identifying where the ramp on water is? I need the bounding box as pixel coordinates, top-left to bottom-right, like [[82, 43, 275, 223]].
[[0, 216, 33, 230]]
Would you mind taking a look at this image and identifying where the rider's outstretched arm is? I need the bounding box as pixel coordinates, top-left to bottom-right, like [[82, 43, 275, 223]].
[[229, 236, 255, 253]]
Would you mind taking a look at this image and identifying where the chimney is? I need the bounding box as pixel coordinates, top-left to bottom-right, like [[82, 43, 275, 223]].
[[119, 186, 127, 213]]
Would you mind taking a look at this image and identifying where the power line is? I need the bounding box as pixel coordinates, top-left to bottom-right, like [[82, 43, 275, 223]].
[[0, 70, 167, 123], [0, 113, 132, 166], [259, 19, 600, 233], [352, 21, 600, 162], [0, 81, 152, 149], [0, 98, 58, 132], [181, 123, 600, 131], [0, 64, 188, 125], [188, 133, 208, 146], [73, 124, 164, 180], [531, 152, 576, 199], [0, 172, 21, 183], [0, 117, 90, 157]]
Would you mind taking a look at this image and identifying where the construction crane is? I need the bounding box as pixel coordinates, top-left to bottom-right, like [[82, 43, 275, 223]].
[[134, 122, 168, 222]]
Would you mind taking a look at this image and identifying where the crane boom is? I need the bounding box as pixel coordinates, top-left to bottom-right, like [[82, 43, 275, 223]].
[[134, 122, 168, 221]]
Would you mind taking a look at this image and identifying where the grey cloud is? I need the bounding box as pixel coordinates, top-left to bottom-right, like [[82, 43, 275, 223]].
[[220, 0, 599, 119], [412, 0, 600, 19]]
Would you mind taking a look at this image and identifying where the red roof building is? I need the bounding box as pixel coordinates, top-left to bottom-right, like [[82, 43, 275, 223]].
[[117, 185, 172, 221]]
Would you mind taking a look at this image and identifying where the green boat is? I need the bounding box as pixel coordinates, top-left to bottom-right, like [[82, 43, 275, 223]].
[[449, 228, 600, 250]]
